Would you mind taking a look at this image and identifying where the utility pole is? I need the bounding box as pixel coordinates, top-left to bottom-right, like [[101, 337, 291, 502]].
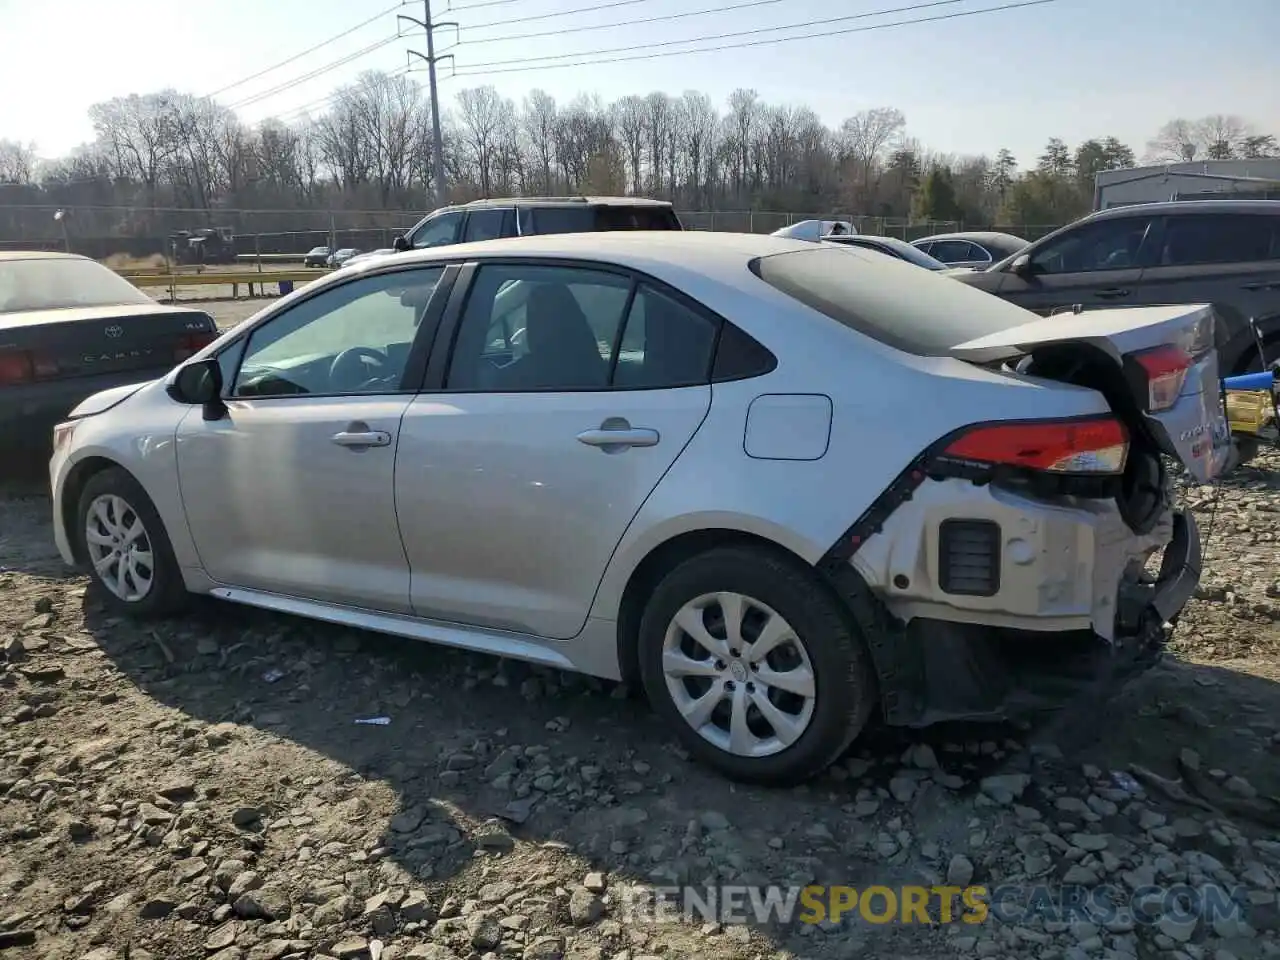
[[401, 0, 456, 207]]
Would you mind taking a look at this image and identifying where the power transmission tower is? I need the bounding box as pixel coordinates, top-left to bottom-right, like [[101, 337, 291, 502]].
[[400, 0, 456, 206]]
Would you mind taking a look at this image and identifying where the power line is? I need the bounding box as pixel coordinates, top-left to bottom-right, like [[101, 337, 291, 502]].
[[452, 0, 1057, 76], [462, 0, 650, 31], [458, 0, 999, 70], [228, 36, 404, 111], [203, 3, 401, 99], [458, 0, 800, 46], [441, 0, 522, 9]]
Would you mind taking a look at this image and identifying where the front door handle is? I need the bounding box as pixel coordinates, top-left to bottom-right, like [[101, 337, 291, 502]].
[[1094, 288, 1130, 299], [577, 418, 660, 452], [1241, 281, 1280, 292], [332, 429, 391, 448]]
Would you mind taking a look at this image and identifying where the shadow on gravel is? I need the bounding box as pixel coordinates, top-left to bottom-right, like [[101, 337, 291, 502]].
[[71, 584, 1057, 956], [0, 447, 62, 578]]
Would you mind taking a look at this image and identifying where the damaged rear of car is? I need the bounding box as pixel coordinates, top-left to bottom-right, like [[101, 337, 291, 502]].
[[753, 248, 1231, 731]]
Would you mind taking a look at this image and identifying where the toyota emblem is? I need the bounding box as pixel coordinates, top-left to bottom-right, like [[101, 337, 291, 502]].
[[104, 325, 124, 338]]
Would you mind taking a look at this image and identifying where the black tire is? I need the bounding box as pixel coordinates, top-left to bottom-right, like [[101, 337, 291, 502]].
[[637, 546, 877, 786], [76, 467, 189, 618]]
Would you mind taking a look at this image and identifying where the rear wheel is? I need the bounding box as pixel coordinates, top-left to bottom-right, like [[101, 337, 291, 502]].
[[637, 546, 877, 785], [77, 468, 188, 618]]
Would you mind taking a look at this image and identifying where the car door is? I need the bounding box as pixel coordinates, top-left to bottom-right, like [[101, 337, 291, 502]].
[[394, 260, 718, 639], [461, 207, 513, 242], [175, 264, 451, 612], [1132, 212, 1280, 367], [992, 214, 1157, 315], [409, 211, 464, 249]]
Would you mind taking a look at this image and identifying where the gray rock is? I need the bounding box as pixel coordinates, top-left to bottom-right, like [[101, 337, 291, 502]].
[[889, 777, 917, 804], [139, 897, 177, 919], [233, 886, 290, 921], [523, 937, 566, 960], [979, 774, 1030, 804], [466, 913, 502, 949], [569, 887, 604, 925], [390, 807, 427, 833], [333, 939, 370, 960], [947, 854, 975, 887]]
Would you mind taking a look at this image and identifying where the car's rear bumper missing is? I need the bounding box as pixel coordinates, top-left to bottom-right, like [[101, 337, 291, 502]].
[[819, 493, 1202, 728]]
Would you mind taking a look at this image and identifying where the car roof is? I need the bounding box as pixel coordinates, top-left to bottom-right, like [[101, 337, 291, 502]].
[[914, 231, 1028, 247], [435, 196, 674, 213], [1085, 199, 1280, 220], [0, 250, 92, 262]]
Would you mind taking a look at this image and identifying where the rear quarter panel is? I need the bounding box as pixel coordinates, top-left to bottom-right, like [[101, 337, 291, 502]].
[[587, 294, 1112, 622]]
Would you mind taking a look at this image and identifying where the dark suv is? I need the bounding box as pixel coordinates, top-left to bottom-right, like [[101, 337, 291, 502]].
[[954, 200, 1280, 373], [392, 196, 683, 252]]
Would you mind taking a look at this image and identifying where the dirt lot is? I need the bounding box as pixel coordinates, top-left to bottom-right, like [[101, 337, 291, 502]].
[[1, 303, 1278, 959]]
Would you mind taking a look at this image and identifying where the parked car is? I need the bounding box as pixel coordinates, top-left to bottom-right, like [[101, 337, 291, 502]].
[[912, 231, 1029, 269], [49, 233, 1225, 784], [821, 234, 955, 271], [391, 196, 682, 252], [344, 248, 396, 268], [952, 200, 1280, 373], [327, 248, 360, 268], [303, 246, 331, 267], [770, 220, 857, 241], [0, 252, 216, 450]]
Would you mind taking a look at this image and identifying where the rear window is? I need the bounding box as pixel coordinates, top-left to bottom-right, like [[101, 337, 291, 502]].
[[524, 205, 681, 235], [749, 247, 1038, 357], [0, 257, 154, 313]]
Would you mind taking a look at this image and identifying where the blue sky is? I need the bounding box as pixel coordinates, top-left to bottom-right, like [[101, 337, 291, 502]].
[[1, 0, 1276, 167]]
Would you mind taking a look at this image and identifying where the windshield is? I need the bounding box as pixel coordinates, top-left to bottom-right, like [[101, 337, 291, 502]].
[[0, 257, 154, 313], [749, 247, 1039, 357]]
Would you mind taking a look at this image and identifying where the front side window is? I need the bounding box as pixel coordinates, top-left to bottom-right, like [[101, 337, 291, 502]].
[[410, 212, 463, 249], [231, 267, 444, 398], [1029, 218, 1154, 275]]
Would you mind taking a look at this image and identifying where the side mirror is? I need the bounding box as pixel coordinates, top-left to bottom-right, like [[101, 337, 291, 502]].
[[393, 236, 410, 252], [1011, 253, 1035, 276], [167, 357, 226, 421]]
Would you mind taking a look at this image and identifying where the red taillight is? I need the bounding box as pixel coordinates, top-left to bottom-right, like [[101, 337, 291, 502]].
[[0, 349, 34, 385], [943, 416, 1129, 475], [1133, 345, 1191, 412], [174, 331, 217, 362]]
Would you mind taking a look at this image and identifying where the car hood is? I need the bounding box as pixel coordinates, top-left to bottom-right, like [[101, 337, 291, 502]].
[[66, 379, 156, 419]]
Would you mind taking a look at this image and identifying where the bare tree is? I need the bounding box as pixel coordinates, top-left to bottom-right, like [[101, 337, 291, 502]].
[[611, 96, 647, 195], [0, 140, 37, 184], [838, 107, 906, 211], [455, 86, 509, 197], [1195, 114, 1252, 160], [1146, 118, 1201, 162], [521, 90, 558, 195]]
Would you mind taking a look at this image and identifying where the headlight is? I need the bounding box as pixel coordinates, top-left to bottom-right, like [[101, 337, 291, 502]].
[[52, 420, 78, 454]]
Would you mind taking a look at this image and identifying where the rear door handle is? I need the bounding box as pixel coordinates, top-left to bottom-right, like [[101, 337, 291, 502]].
[[577, 425, 660, 450], [332, 430, 391, 448], [1093, 288, 1130, 299], [1241, 281, 1280, 291]]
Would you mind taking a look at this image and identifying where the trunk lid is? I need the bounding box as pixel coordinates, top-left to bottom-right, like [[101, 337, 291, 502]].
[[0, 303, 217, 383], [950, 303, 1232, 483]]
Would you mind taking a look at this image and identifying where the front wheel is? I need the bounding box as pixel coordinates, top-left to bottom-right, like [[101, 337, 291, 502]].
[[76, 468, 189, 618], [637, 546, 877, 785]]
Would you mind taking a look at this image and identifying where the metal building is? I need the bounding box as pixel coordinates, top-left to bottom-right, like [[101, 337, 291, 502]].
[[1093, 159, 1280, 211]]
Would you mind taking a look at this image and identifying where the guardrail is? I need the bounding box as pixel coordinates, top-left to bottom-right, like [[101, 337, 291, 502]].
[[119, 268, 331, 300]]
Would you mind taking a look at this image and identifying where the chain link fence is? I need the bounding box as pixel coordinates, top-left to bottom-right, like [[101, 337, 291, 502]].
[[0, 204, 1063, 265]]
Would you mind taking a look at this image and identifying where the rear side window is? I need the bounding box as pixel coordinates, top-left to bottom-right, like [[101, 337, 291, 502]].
[[1159, 214, 1280, 266], [749, 247, 1038, 358], [464, 208, 511, 243], [523, 205, 681, 235]]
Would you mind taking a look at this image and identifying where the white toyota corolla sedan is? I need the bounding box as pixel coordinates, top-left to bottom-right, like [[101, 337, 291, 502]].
[[49, 232, 1230, 784]]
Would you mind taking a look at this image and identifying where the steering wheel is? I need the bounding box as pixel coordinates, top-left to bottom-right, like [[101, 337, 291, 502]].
[[330, 346, 390, 392]]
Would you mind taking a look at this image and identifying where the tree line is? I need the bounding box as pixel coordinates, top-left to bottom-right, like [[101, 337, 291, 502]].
[[0, 70, 1276, 245]]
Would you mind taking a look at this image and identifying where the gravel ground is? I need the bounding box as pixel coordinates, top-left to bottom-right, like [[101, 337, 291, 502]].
[[1, 303, 1278, 960]]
